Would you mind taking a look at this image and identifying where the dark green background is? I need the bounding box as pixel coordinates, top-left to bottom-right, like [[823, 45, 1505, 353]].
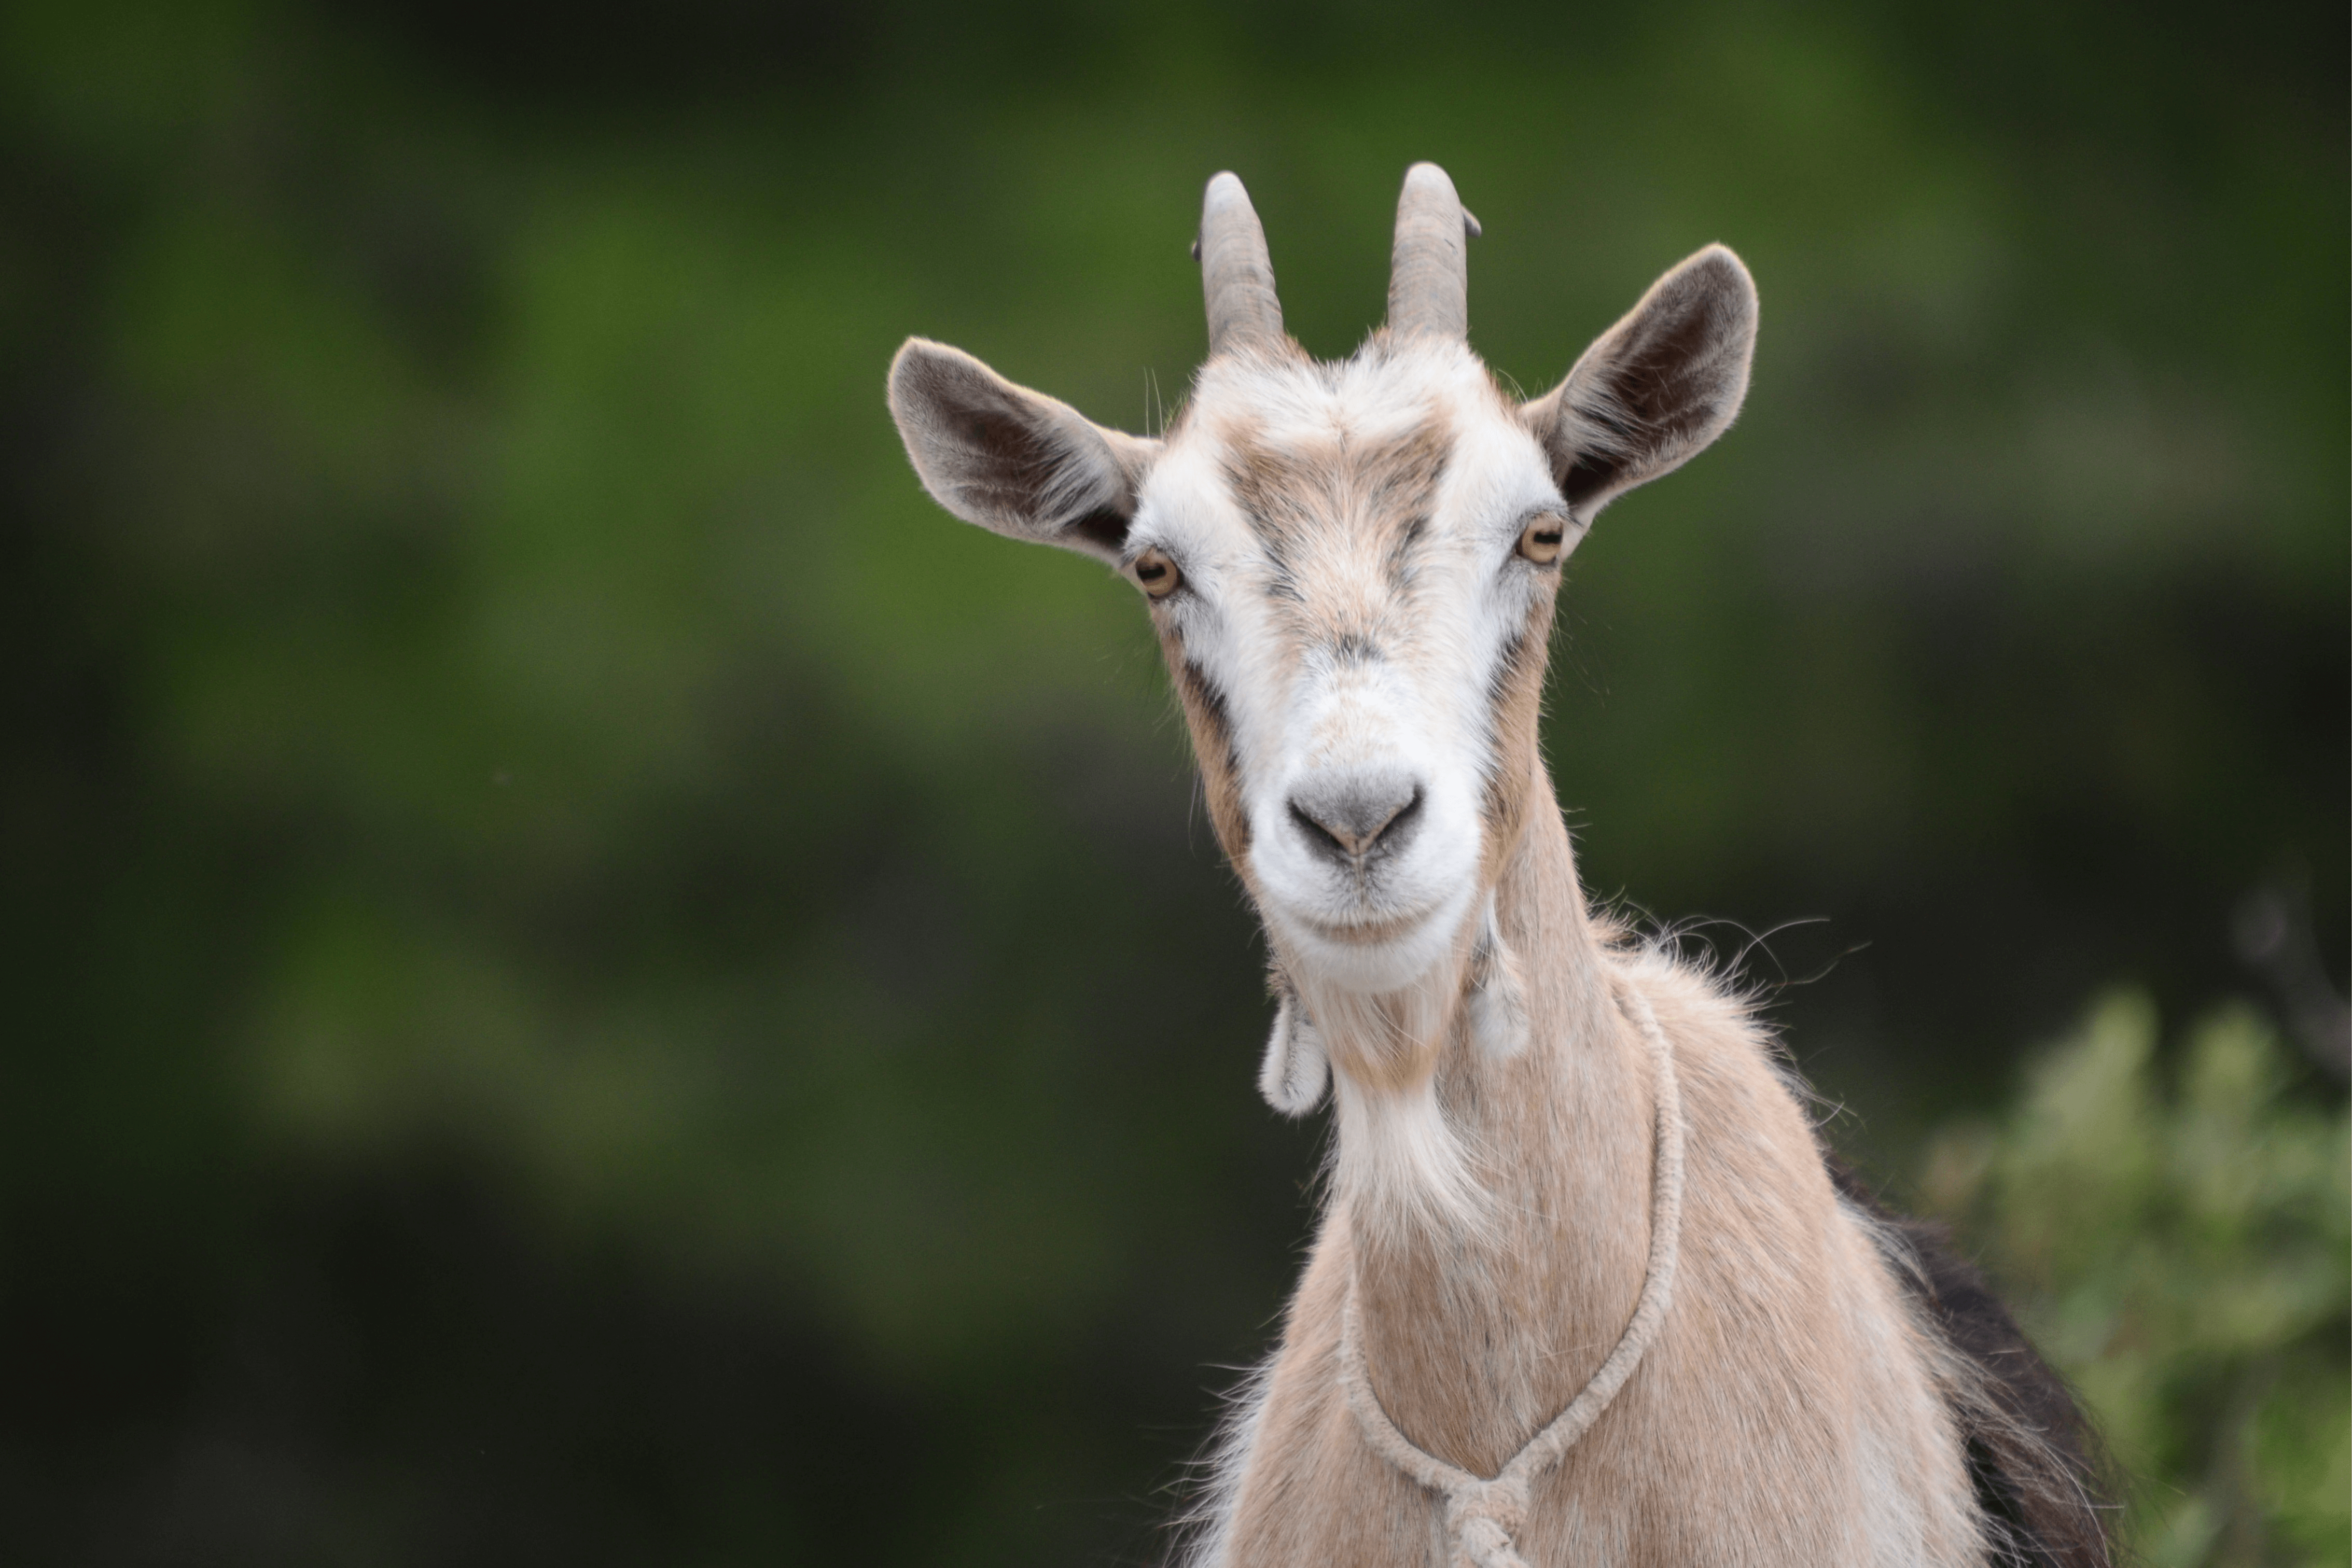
[[2, 1, 2343, 1562]]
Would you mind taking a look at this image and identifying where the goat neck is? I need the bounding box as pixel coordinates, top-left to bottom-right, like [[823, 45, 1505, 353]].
[[1344, 797, 1655, 1479]]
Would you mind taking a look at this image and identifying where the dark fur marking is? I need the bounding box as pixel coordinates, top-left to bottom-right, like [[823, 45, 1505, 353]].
[[1550, 390, 1647, 507], [1826, 1157, 2116, 1568], [1384, 511, 1432, 592], [942, 398, 1057, 516], [1066, 503, 1130, 554], [1548, 271, 1742, 507], [1173, 655, 1248, 856], [908, 357, 1131, 544], [1221, 442, 1325, 554], [1483, 624, 1534, 711], [1611, 302, 1720, 439], [1219, 424, 1453, 573], [1263, 552, 1305, 606], [1478, 624, 1539, 818], [1179, 657, 1235, 742], [1558, 450, 1620, 510]]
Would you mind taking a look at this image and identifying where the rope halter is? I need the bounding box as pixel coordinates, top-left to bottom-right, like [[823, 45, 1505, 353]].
[[1339, 977, 1688, 1568]]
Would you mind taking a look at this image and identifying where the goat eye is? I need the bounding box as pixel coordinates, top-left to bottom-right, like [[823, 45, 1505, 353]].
[[1516, 513, 1568, 566], [1129, 546, 1182, 599]]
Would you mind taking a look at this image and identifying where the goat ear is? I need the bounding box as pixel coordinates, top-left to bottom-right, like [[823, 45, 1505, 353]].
[[1521, 245, 1757, 519], [887, 338, 1161, 564]]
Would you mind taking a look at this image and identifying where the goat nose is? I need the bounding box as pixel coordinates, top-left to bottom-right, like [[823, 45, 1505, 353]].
[[1287, 770, 1425, 864]]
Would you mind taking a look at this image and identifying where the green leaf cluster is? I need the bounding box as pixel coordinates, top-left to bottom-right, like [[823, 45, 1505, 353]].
[[1924, 998, 2350, 1566]]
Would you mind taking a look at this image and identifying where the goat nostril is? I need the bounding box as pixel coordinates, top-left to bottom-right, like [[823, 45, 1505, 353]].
[[1384, 787, 1424, 841], [1287, 782, 1425, 862], [1289, 801, 1351, 858]]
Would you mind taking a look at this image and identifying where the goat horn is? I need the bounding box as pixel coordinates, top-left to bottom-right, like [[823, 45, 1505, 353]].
[[1387, 162, 1471, 341], [1198, 172, 1284, 357]]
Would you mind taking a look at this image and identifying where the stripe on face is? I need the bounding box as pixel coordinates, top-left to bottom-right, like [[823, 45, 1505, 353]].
[[1164, 400, 1565, 887], [1150, 359, 1571, 942], [1476, 598, 1556, 885], [1163, 632, 1252, 860], [1217, 418, 1453, 663]]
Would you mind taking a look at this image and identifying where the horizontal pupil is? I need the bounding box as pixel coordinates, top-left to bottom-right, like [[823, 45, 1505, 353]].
[[1137, 562, 1166, 579]]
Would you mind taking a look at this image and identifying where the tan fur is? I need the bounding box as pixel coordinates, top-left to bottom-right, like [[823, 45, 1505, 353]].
[[1163, 629, 1252, 857], [885, 172, 1999, 1563], [1173, 376, 1984, 1548], [1199, 805, 1987, 1564], [1474, 593, 1554, 891]]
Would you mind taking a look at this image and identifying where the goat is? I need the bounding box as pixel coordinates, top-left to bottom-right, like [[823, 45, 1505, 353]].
[[886, 164, 2109, 1567]]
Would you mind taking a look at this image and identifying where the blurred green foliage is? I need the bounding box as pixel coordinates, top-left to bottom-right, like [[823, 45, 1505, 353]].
[[1925, 999, 2349, 1566], [0, 0, 2342, 1561]]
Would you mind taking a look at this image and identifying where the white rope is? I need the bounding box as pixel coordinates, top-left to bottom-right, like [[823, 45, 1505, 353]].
[[1339, 978, 1687, 1568]]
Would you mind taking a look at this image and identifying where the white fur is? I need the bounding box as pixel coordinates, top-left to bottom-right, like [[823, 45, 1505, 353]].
[[1467, 895, 1529, 1060], [879, 194, 2028, 1567], [1123, 342, 1566, 1236], [1258, 989, 1331, 1115], [1325, 1044, 1493, 1243]]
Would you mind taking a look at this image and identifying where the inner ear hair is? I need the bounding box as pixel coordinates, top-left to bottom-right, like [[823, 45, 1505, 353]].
[[1522, 244, 1758, 517], [887, 338, 1161, 563]]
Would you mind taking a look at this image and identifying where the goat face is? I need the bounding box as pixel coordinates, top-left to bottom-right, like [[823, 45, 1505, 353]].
[[887, 166, 1756, 1004], [1125, 337, 1566, 995]]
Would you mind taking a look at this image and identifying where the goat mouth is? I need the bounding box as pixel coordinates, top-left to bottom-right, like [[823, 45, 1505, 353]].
[[1299, 910, 1432, 946]]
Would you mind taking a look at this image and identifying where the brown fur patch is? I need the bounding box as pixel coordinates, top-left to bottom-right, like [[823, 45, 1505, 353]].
[[1163, 629, 1252, 863], [1477, 598, 1556, 885], [1160, 414, 1464, 884], [1207, 816, 1999, 1561], [1217, 418, 1453, 657]]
